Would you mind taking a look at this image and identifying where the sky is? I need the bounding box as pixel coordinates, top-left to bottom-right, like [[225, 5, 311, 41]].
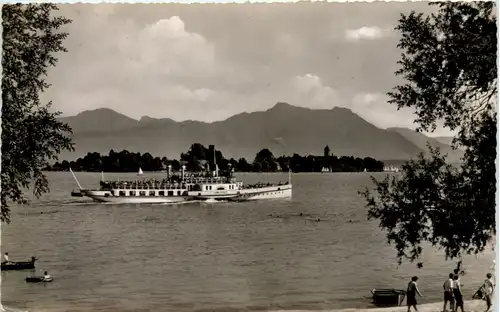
[[42, 2, 455, 137]]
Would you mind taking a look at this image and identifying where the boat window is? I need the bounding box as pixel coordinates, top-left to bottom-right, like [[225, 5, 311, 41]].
[[130, 191, 136, 196], [168, 191, 174, 196], [149, 191, 156, 196], [159, 191, 165, 196], [139, 191, 146, 196]]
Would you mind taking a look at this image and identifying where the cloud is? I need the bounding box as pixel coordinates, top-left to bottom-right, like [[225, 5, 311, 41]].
[[345, 26, 390, 41], [44, 15, 229, 121], [351, 92, 416, 129], [289, 74, 340, 109], [119, 17, 218, 79], [43, 3, 444, 130], [350, 92, 458, 137]]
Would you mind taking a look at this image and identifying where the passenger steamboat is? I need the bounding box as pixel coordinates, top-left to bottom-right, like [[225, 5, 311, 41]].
[[70, 162, 292, 204]]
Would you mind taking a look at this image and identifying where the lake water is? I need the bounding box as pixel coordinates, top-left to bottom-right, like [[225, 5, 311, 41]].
[[1, 172, 495, 312]]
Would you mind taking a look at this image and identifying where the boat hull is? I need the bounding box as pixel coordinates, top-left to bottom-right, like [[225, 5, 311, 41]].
[[70, 191, 83, 197], [1, 260, 36, 271], [189, 185, 292, 201], [82, 193, 191, 204], [235, 185, 292, 201], [78, 184, 292, 204], [26, 276, 53, 283], [371, 289, 406, 306], [80, 189, 190, 204]]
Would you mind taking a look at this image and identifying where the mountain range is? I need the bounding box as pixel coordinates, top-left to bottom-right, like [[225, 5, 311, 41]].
[[57, 102, 463, 163]]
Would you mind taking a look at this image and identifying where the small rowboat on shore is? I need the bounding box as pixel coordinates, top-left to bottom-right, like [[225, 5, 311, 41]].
[[472, 286, 486, 299], [371, 288, 407, 306], [1, 257, 37, 271]]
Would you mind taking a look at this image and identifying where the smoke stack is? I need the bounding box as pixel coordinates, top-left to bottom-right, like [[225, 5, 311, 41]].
[[167, 164, 172, 179], [181, 165, 186, 181]]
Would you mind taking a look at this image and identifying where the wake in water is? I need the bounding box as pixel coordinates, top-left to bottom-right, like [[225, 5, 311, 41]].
[[203, 198, 228, 203], [152, 199, 228, 205], [0, 305, 28, 312]]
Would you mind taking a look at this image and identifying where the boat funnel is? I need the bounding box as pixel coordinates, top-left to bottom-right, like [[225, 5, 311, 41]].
[[167, 164, 172, 179], [181, 165, 186, 181]]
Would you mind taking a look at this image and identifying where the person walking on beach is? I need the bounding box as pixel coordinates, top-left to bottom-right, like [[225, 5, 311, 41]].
[[443, 273, 455, 312], [407, 276, 422, 312], [452, 274, 464, 312], [482, 273, 495, 312]]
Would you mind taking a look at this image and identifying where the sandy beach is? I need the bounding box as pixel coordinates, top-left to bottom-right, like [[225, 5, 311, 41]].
[[276, 300, 490, 312]]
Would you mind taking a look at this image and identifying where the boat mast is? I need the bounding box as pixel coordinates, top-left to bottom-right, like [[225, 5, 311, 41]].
[[69, 167, 84, 190], [288, 161, 292, 185]]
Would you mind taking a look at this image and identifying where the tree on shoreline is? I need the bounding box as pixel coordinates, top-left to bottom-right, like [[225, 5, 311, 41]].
[[359, 2, 496, 264], [47, 145, 385, 173], [2, 4, 74, 223]]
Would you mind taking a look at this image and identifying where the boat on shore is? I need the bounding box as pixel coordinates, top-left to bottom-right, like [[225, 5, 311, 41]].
[[371, 288, 406, 306], [70, 155, 292, 204], [1, 257, 37, 271]]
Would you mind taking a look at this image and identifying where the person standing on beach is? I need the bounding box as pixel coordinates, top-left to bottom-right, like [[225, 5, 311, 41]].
[[452, 274, 464, 312], [443, 273, 455, 312], [407, 276, 423, 312], [482, 273, 495, 312]]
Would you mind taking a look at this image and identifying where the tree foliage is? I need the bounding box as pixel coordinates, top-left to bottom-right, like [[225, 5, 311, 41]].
[[47, 145, 385, 174], [2, 4, 73, 223], [360, 2, 497, 264]]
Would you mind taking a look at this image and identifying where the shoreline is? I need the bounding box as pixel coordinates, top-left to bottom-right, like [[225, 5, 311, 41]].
[[0, 300, 491, 312], [274, 300, 489, 312]]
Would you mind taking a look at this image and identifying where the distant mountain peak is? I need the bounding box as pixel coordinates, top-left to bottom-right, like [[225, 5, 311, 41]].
[[139, 116, 157, 122], [76, 107, 115, 115], [74, 108, 137, 120], [268, 102, 301, 111], [274, 102, 293, 108], [331, 106, 353, 113]]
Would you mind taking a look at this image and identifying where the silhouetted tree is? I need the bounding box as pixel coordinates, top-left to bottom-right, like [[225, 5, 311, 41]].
[[48, 146, 385, 174], [236, 158, 251, 172], [2, 4, 73, 223], [253, 148, 278, 172], [360, 2, 496, 264]]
